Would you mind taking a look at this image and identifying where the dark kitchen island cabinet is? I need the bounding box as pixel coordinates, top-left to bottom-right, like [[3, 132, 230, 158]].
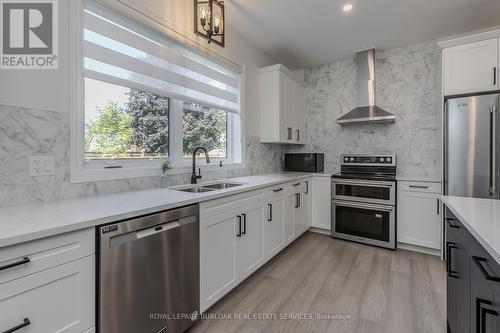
[[445, 206, 500, 333]]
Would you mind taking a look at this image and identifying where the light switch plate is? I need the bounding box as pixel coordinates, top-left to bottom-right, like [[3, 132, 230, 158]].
[[29, 156, 55, 176]]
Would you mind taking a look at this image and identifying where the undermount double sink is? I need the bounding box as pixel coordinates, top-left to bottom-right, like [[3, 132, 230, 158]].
[[174, 182, 245, 193]]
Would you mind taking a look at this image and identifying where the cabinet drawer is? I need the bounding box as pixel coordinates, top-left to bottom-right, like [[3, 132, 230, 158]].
[[398, 181, 441, 194], [201, 189, 265, 218], [0, 255, 95, 333], [0, 228, 94, 284]]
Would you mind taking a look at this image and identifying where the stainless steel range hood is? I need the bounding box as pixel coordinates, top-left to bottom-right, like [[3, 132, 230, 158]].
[[336, 49, 395, 125]]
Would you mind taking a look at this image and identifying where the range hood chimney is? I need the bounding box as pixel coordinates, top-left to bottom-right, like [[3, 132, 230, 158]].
[[336, 49, 395, 125]]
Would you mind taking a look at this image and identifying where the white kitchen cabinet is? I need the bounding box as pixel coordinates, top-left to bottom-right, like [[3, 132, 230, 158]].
[[200, 211, 238, 312], [237, 201, 265, 280], [259, 64, 305, 144], [303, 180, 312, 228], [264, 196, 285, 258], [200, 180, 311, 312], [311, 176, 332, 230], [443, 38, 498, 95], [0, 255, 95, 333], [397, 181, 442, 252]]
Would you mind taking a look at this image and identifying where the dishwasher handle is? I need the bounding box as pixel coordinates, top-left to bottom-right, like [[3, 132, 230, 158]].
[[136, 220, 180, 239]]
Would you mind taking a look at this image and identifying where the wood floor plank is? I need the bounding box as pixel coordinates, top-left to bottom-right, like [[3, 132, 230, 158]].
[[189, 232, 447, 333]]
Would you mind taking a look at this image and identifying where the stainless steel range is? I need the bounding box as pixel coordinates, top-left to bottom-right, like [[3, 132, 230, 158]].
[[331, 154, 397, 249]]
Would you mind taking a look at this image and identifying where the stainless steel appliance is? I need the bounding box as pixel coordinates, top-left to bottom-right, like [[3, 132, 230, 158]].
[[444, 93, 500, 199], [284, 153, 325, 172], [332, 154, 397, 249], [98, 204, 199, 333]]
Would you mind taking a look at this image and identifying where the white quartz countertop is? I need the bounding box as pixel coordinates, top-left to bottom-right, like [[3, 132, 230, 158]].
[[0, 173, 321, 248], [442, 196, 500, 264]]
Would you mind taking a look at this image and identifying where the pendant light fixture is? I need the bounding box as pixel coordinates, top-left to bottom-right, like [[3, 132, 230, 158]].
[[194, 0, 225, 47]]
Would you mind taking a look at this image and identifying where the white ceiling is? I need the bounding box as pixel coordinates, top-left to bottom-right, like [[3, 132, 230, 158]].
[[229, 0, 500, 69]]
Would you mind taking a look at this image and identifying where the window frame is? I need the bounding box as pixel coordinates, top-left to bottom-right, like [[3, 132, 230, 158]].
[[69, 0, 245, 183]]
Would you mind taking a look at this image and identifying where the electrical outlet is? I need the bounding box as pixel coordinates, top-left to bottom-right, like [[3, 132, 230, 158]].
[[29, 156, 55, 176]]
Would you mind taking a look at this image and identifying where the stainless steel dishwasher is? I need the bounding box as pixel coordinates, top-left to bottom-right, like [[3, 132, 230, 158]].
[[98, 204, 199, 333]]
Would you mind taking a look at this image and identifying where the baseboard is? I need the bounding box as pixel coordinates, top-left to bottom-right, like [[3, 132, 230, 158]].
[[308, 227, 331, 236], [397, 242, 441, 256]]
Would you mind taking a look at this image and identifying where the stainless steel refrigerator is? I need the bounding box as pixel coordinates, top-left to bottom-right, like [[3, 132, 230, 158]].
[[444, 93, 499, 199]]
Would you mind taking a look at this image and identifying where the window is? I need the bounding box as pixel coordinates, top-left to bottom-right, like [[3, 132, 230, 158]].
[[71, 1, 242, 182]]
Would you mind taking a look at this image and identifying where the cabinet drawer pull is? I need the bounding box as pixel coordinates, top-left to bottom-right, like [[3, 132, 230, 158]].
[[473, 256, 500, 283], [0, 257, 30, 272], [287, 127, 292, 140], [2, 318, 30, 333], [494, 67, 497, 86], [236, 215, 242, 237], [296, 130, 300, 141], [408, 185, 429, 189], [446, 218, 460, 229], [293, 183, 301, 187], [241, 213, 247, 235], [446, 242, 459, 278], [273, 188, 283, 192], [436, 198, 440, 215], [268, 204, 272, 222], [305, 181, 309, 194]]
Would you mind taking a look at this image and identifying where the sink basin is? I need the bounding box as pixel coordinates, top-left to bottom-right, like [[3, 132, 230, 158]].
[[172, 181, 245, 193], [203, 182, 243, 190], [177, 187, 216, 193]]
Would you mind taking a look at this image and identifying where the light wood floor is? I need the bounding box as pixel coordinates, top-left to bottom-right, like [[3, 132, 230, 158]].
[[189, 232, 446, 333]]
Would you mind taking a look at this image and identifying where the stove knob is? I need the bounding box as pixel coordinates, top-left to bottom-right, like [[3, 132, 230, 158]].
[[344, 157, 349, 162], [350, 157, 355, 162], [387, 157, 392, 163], [379, 157, 385, 162]]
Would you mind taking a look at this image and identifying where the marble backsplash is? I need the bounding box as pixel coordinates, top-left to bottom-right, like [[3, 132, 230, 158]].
[[291, 41, 441, 176], [0, 104, 284, 207]]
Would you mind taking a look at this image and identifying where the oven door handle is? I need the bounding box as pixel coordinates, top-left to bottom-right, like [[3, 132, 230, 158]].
[[333, 200, 394, 212], [333, 180, 394, 188]]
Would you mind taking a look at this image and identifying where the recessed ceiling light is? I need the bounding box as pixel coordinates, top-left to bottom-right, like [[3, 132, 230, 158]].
[[343, 3, 353, 12]]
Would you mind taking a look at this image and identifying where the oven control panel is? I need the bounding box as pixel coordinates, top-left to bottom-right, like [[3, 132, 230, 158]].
[[341, 154, 396, 166]]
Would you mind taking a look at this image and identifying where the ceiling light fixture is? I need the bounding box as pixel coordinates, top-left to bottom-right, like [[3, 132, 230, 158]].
[[342, 3, 353, 12]]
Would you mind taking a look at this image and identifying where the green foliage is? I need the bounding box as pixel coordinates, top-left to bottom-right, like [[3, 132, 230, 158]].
[[126, 89, 169, 155], [161, 157, 172, 173], [182, 102, 227, 157], [86, 103, 133, 157]]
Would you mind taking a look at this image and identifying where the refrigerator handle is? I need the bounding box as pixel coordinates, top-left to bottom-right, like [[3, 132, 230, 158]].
[[490, 106, 497, 195]]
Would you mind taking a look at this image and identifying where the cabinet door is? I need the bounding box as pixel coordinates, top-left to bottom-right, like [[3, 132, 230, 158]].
[[444, 39, 498, 95], [397, 191, 441, 249], [446, 221, 471, 333], [285, 74, 295, 141], [470, 257, 500, 333], [238, 203, 265, 280], [293, 81, 305, 144], [278, 72, 289, 142], [303, 180, 312, 228], [264, 197, 285, 258], [200, 212, 238, 312], [0, 256, 94, 333], [284, 192, 295, 242], [311, 177, 332, 230]]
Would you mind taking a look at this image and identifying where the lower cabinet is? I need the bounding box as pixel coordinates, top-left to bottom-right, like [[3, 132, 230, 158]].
[[0, 255, 95, 333], [397, 181, 442, 251], [200, 179, 311, 312], [311, 176, 331, 230], [445, 206, 500, 333], [264, 195, 285, 258], [237, 201, 266, 281]]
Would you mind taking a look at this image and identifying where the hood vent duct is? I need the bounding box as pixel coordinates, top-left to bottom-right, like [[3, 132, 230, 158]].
[[336, 49, 395, 125]]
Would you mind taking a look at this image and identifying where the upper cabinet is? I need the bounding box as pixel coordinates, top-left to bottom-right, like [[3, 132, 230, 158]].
[[259, 64, 306, 144], [443, 38, 499, 96]]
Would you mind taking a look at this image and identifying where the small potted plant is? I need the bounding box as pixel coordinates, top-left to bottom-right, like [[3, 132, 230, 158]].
[[160, 157, 172, 188]]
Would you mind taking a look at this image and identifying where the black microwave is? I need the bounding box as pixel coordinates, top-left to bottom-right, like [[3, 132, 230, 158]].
[[284, 153, 324, 172]]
